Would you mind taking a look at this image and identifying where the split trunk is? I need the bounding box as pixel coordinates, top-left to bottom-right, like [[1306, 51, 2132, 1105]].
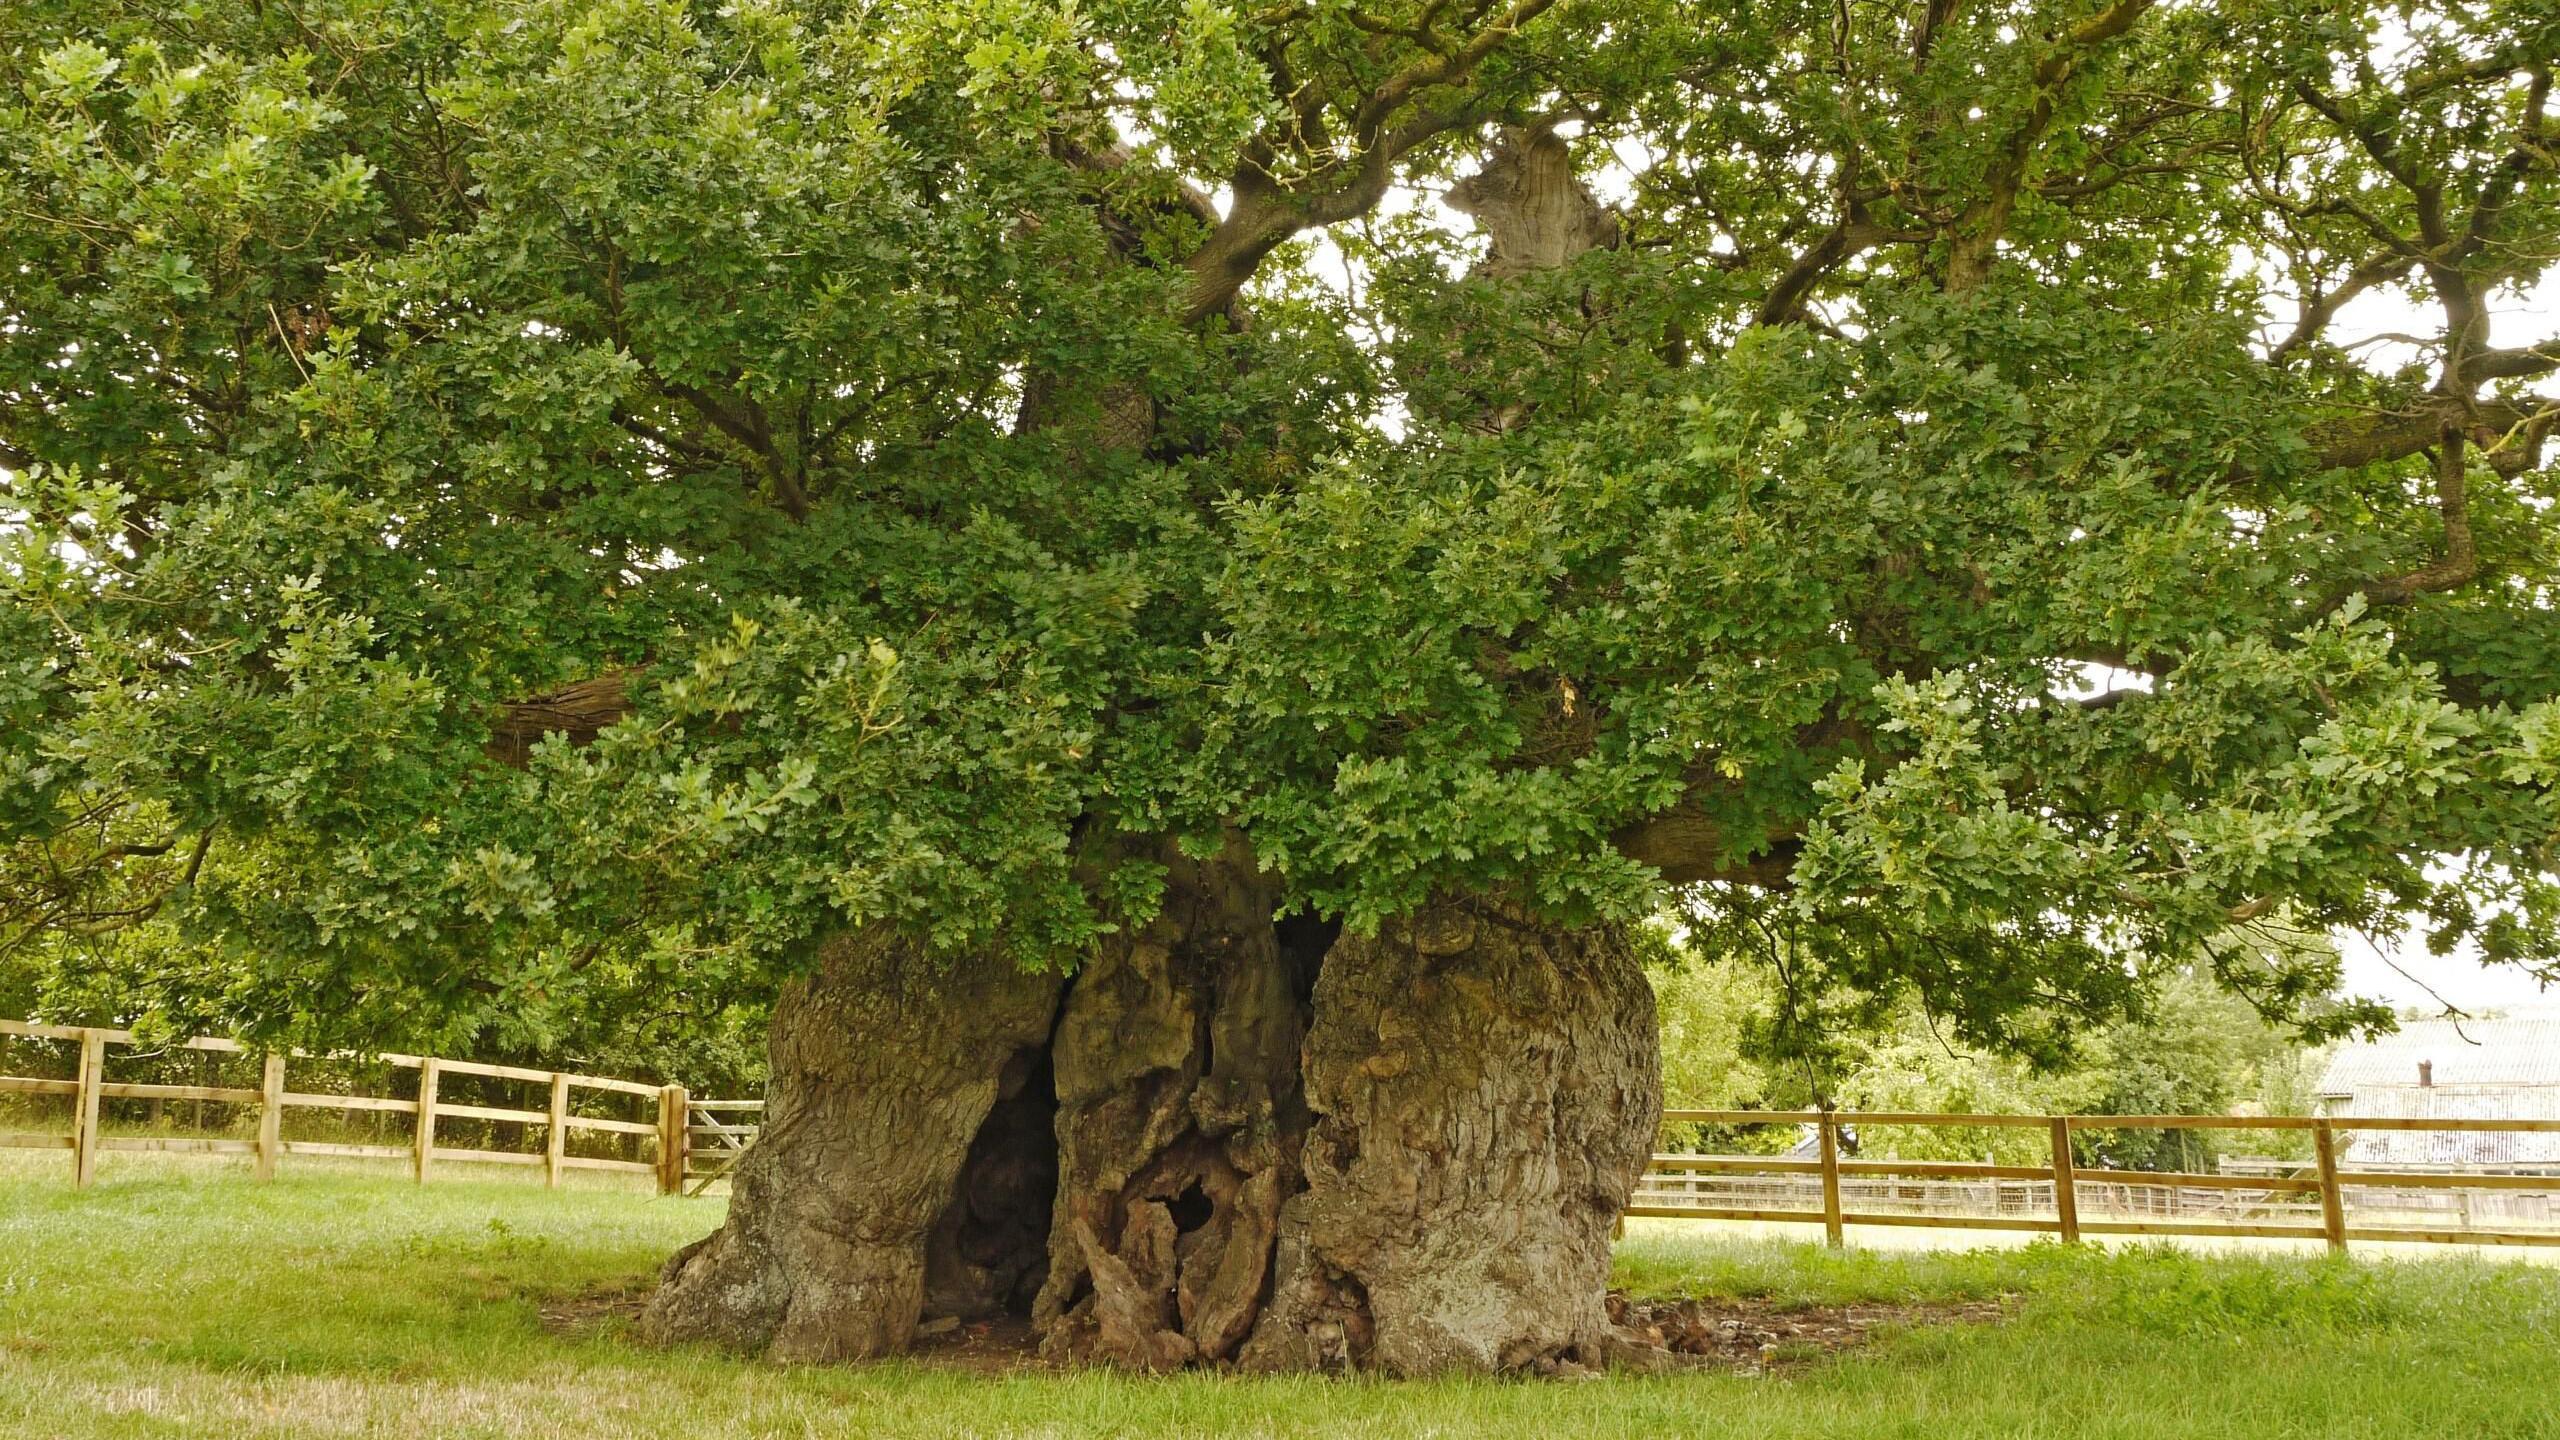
[[641, 862, 1661, 1373]]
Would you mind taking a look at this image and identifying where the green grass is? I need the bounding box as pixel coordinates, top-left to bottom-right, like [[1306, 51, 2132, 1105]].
[[2, 1161, 2557, 1438]]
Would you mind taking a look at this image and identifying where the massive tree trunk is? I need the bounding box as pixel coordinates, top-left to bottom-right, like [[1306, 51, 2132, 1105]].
[[643, 878, 1662, 1374], [1238, 898, 1661, 1374], [638, 925, 1064, 1361]]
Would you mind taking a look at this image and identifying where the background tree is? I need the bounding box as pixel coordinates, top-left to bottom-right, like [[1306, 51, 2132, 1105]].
[[5, 0, 2557, 1373], [1652, 928, 2334, 1166]]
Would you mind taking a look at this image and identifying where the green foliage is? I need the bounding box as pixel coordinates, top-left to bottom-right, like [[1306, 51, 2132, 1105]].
[[2, 0, 2554, 1059]]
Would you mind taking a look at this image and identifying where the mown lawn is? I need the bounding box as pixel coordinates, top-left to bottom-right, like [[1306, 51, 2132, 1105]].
[[1, 1161, 2556, 1439]]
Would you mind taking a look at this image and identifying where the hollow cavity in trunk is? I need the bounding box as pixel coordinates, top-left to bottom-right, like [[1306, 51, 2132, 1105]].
[[644, 884, 1659, 1375]]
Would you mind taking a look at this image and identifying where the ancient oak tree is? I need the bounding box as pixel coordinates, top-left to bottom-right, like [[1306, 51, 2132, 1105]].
[[6, 0, 2558, 1372]]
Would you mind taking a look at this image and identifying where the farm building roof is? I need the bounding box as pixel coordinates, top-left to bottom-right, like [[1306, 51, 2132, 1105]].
[[2316, 1011, 2560, 1094]]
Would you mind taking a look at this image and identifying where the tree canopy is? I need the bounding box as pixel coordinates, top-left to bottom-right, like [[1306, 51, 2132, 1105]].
[[5, 0, 2557, 1056]]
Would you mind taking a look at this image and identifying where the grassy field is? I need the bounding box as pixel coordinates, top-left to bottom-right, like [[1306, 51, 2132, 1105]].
[[2, 1160, 2556, 1438]]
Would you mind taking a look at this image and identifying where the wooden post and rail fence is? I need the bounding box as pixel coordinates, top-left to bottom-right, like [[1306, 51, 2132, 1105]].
[[11, 1018, 2560, 1253], [0, 1017, 761, 1195], [1637, 1108, 2560, 1253]]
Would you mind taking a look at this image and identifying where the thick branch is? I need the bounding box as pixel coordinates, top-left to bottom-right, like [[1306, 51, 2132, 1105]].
[[1443, 125, 1617, 277], [1612, 803, 1801, 888], [2269, 251, 2416, 363], [2318, 427, 2479, 613], [488, 669, 640, 765], [1181, 0, 1565, 321], [1942, 0, 2157, 292], [2297, 395, 2552, 473], [1752, 213, 1896, 328], [2464, 337, 2560, 386]]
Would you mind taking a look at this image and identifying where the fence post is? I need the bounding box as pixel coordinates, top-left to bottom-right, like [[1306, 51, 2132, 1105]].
[[1817, 1111, 1844, 1247], [658, 1085, 689, 1197], [2050, 1116, 2080, 1243], [255, 1052, 285, 1182], [2313, 1118, 2347, 1254], [72, 1031, 105, 1189], [546, 1072, 568, 1190], [413, 1058, 440, 1185]]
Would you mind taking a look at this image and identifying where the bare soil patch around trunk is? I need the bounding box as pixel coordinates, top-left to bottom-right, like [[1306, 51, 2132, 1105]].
[[560, 1275, 2010, 1378], [1607, 1291, 2013, 1374]]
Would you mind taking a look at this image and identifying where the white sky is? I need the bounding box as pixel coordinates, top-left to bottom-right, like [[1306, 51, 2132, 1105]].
[[2339, 926, 2557, 1013]]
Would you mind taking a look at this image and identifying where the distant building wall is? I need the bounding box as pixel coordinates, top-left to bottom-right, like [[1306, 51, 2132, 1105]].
[[2326, 1084, 2560, 1166], [2315, 1011, 2560, 1168]]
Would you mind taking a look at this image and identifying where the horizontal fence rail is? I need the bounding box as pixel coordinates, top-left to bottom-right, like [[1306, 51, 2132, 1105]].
[[1639, 1109, 2560, 1253], [0, 1017, 758, 1194], [17, 1017, 2551, 1255]]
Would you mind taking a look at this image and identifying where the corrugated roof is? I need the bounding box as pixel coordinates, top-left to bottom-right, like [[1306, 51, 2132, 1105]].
[[2317, 1012, 2560, 1093]]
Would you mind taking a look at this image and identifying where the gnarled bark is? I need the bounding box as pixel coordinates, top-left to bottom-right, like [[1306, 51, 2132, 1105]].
[[642, 873, 1661, 1376], [638, 925, 1063, 1361], [1238, 897, 1661, 1375], [1445, 126, 1619, 279], [1030, 846, 1326, 1369]]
